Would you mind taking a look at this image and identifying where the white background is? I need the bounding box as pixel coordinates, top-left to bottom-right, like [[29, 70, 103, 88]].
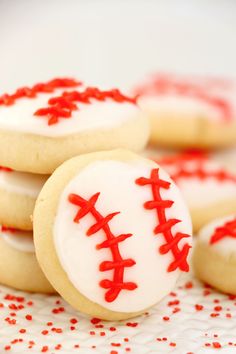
[[0, 0, 236, 91]]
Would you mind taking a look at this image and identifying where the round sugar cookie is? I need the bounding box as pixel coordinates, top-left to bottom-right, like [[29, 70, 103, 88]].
[[0, 226, 55, 293], [34, 149, 192, 320], [155, 151, 236, 232], [135, 73, 236, 148], [0, 78, 149, 174], [193, 215, 236, 294], [0, 166, 48, 230]]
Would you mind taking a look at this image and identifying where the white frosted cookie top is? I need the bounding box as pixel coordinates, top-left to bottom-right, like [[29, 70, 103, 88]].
[[1, 226, 34, 253], [53, 158, 192, 313], [198, 215, 236, 256], [0, 78, 140, 137], [136, 73, 235, 122], [0, 167, 48, 198], [157, 153, 236, 208]]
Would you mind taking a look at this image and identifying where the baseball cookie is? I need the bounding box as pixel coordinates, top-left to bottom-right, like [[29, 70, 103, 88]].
[[193, 215, 236, 294], [0, 78, 149, 174], [155, 151, 236, 232], [135, 73, 236, 148], [0, 166, 48, 230], [0, 226, 54, 293], [34, 149, 192, 320]]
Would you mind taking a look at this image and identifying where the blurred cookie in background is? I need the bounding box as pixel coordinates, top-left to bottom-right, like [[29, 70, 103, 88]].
[[150, 150, 236, 232], [135, 73, 236, 149], [193, 215, 236, 294]]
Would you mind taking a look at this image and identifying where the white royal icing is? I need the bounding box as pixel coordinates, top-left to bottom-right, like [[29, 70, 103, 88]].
[[159, 159, 236, 209], [137, 74, 236, 122], [0, 88, 141, 137], [0, 169, 48, 198], [198, 215, 236, 257], [1, 227, 34, 253], [53, 159, 192, 313]]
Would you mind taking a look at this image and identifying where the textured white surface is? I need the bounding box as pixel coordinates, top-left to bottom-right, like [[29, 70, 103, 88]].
[[0, 272, 236, 353]]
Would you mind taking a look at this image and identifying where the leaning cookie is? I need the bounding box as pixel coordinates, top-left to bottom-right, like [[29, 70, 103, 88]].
[[135, 73, 236, 148], [34, 149, 192, 320], [0, 166, 48, 230], [0, 78, 149, 174], [0, 226, 54, 293], [193, 215, 236, 294], [156, 152, 236, 232]]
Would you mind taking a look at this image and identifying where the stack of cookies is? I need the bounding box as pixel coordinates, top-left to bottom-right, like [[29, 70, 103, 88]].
[[0, 77, 150, 300], [135, 73, 236, 297]]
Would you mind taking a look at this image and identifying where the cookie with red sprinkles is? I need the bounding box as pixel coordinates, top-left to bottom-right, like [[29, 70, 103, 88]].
[[33, 149, 192, 320], [134, 73, 236, 148], [193, 215, 236, 295], [0, 78, 149, 174]]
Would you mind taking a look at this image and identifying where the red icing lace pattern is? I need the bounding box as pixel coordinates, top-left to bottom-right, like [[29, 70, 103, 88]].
[[0, 78, 80, 106], [136, 168, 191, 272], [157, 153, 236, 184], [68, 192, 137, 302], [210, 218, 236, 244], [0, 166, 13, 172], [34, 87, 137, 125], [136, 74, 232, 121]]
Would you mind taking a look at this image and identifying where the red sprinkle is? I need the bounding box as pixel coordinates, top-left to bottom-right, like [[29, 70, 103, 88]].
[[195, 304, 204, 311]]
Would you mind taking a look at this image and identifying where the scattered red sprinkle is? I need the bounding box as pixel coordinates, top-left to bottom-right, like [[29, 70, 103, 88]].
[[170, 342, 176, 347], [42, 330, 48, 335], [213, 342, 222, 349], [41, 346, 49, 352], [214, 306, 222, 312], [126, 322, 138, 327], [168, 300, 180, 306], [163, 316, 170, 321], [211, 313, 220, 318], [70, 318, 78, 324], [172, 307, 181, 314], [110, 327, 117, 332], [185, 281, 193, 289], [195, 304, 204, 311], [111, 343, 121, 347], [19, 329, 26, 333], [90, 317, 101, 325], [25, 314, 32, 321], [203, 290, 211, 296], [4, 346, 11, 351]]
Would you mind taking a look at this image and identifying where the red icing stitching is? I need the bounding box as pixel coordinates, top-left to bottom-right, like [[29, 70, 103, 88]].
[[0, 78, 81, 106], [34, 87, 137, 125], [135, 168, 191, 272], [156, 153, 236, 184], [0, 166, 13, 172], [210, 218, 236, 244], [136, 74, 232, 121], [68, 192, 137, 302]]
